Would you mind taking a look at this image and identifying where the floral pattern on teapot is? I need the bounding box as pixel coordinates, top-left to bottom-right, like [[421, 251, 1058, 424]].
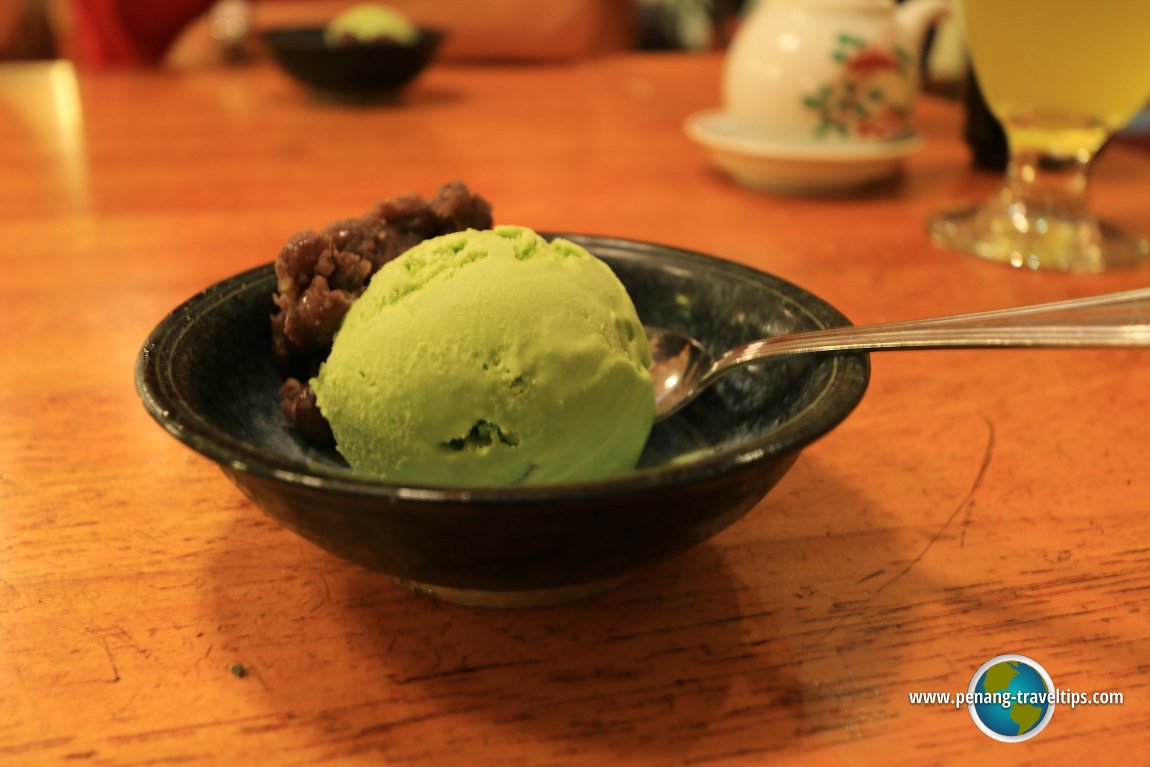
[[800, 34, 913, 140]]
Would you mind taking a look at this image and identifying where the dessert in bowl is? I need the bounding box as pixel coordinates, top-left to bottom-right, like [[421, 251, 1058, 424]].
[[261, 5, 441, 99], [136, 188, 868, 607]]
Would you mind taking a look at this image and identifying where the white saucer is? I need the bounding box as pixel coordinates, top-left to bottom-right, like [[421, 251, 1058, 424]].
[[684, 109, 924, 195]]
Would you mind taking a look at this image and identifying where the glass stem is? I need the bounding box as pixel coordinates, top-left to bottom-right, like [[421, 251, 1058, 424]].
[[1004, 148, 1093, 224]]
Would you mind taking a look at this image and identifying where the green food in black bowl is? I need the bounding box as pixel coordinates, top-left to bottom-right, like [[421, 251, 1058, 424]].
[[135, 235, 868, 607], [261, 26, 443, 98]]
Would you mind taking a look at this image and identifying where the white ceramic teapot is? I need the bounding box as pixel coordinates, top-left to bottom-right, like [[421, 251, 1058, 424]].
[[723, 0, 950, 143]]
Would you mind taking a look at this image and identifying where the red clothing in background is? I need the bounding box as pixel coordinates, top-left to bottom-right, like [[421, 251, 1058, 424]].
[[70, 0, 215, 66]]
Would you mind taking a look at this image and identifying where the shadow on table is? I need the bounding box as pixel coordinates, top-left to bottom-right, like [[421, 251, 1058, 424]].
[[268, 83, 465, 110], [197, 455, 886, 763], [203, 407, 1097, 763], [344, 545, 775, 760]]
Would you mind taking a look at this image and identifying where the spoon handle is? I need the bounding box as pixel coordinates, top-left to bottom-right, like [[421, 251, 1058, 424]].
[[714, 287, 1150, 373]]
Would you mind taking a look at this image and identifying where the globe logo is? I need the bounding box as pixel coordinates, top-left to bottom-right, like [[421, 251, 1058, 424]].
[[968, 654, 1055, 742]]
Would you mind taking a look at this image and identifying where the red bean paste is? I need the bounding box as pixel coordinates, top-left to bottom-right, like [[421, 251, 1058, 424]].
[[271, 181, 493, 445]]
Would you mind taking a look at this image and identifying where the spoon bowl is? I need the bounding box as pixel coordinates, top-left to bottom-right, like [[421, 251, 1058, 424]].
[[648, 287, 1150, 420]]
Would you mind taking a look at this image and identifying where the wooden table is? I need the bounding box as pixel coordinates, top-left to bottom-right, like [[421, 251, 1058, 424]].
[[2, 52, 1148, 766]]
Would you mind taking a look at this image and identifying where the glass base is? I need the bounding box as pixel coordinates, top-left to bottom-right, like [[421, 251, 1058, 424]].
[[929, 200, 1150, 273]]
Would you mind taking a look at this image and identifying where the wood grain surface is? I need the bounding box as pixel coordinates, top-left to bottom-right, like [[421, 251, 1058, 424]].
[[2, 53, 1149, 766]]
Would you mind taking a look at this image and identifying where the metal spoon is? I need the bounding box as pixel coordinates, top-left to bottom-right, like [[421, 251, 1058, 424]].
[[648, 287, 1150, 421]]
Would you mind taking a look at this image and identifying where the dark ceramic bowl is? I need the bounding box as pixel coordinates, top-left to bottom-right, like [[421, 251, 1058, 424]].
[[261, 26, 442, 98], [136, 235, 868, 607]]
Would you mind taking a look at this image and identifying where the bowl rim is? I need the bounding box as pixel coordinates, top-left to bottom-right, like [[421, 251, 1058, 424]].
[[135, 234, 869, 506], [259, 24, 444, 51]]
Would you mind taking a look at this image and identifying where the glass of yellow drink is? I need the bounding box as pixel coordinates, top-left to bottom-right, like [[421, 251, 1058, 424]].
[[929, 0, 1150, 271]]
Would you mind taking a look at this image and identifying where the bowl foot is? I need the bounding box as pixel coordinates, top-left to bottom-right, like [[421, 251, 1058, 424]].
[[389, 575, 631, 608]]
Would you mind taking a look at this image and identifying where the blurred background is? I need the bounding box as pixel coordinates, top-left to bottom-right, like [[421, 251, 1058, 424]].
[[3, 0, 750, 67]]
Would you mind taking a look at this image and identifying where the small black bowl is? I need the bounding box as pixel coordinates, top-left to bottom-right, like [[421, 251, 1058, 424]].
[[136, 235, 868, 607], [261, 26, 442, 98]]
